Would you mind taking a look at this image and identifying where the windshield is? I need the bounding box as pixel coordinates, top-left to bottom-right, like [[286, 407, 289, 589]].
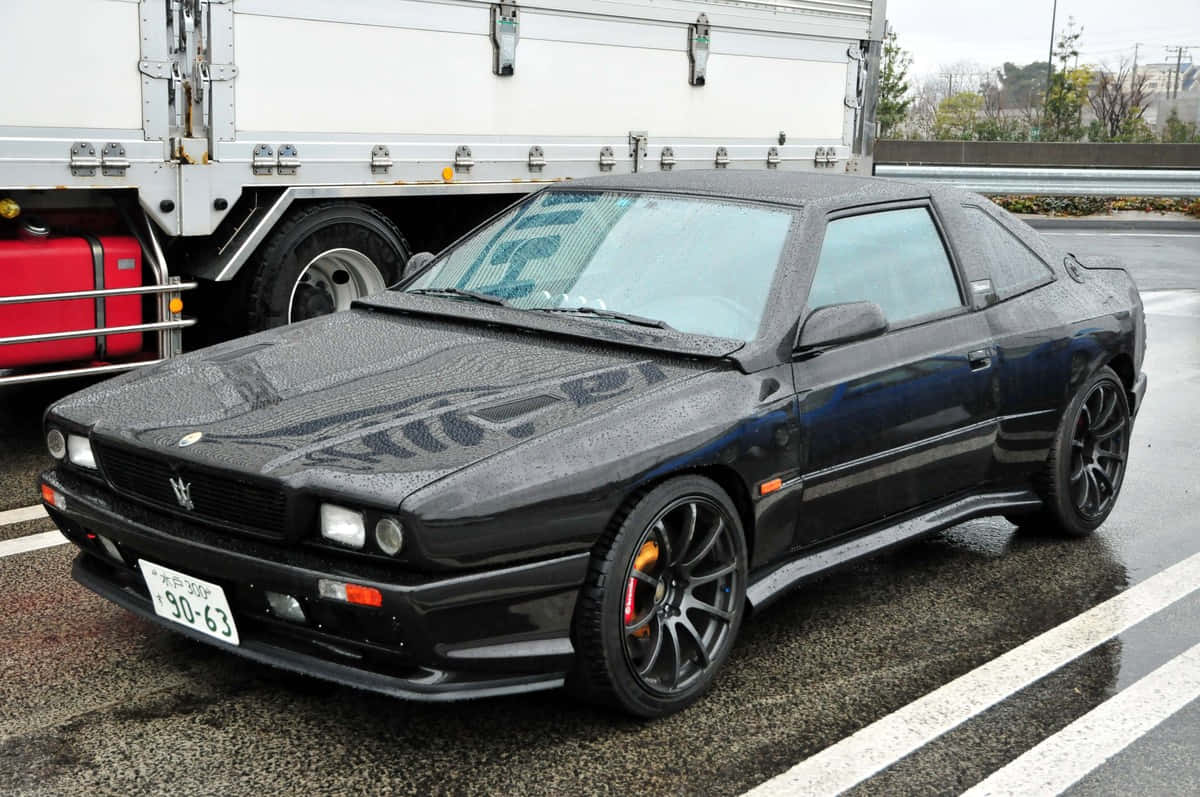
[[402, 190, 794, 340]]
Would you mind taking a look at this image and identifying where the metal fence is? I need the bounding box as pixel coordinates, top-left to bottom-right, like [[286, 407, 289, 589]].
[[874, 165, 1200, 197]]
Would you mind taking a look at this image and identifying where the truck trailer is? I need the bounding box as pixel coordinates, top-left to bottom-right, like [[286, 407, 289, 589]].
[[0, 0, 885, 385]]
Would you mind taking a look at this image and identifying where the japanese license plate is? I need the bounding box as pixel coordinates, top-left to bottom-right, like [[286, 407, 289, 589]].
[[139, 559, 240, 645]]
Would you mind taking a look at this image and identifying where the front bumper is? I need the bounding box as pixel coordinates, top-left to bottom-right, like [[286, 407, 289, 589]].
[[43, 468, 587, 701]]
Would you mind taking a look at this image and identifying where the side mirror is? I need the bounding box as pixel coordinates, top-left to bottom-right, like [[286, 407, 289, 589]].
[[400, 251, 436, 283], [795, 301, 888, 353]]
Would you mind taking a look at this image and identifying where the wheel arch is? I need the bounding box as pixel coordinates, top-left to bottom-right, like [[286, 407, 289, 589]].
[[616, 465, 757, 565]]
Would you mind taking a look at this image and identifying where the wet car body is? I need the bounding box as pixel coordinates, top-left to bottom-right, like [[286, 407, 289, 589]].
[[41, 171, 1147, 703]]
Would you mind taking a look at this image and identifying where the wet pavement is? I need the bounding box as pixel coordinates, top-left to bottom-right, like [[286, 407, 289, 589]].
[[1, 226, 1198, 795]]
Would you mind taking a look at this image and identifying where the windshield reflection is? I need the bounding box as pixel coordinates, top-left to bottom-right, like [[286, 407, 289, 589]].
[[403, 190, 794, 340]]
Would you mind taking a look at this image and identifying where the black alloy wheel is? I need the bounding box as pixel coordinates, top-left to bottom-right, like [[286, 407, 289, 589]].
[[1021, 365, 1132, 536], [622, 498, 740, 694], [571, 476, 747, 718], [1069, 378, 1129, 521]]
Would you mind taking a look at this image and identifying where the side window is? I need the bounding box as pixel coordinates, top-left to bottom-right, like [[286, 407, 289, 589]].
[[960, 205, 1055, 299], [808, 207, 963, 325]]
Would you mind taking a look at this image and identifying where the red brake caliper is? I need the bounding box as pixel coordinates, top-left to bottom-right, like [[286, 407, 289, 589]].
[[625, 540, 660, 636]]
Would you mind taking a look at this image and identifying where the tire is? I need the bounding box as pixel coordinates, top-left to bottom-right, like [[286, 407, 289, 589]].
[[569, 475, 748, 718], [241, 201, 410, 332], [1022, 366, 1132, 536]]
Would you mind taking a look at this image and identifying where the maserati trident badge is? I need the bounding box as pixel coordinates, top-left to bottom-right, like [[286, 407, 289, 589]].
[[169, 476, 194, 510], [177, 431, 203, 447]]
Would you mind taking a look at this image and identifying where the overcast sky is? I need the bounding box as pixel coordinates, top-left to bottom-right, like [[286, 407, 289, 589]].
[[886, 0, 1199, 80]]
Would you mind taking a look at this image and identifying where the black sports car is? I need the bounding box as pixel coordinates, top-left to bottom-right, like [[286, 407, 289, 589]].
[[41, 171, 1147, 717]]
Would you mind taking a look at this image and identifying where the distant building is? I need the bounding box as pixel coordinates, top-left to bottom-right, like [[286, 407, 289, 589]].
[[1138, 61, 1198, 129]]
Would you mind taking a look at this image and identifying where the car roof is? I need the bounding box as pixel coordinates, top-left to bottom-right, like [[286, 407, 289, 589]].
[[560, 169, 933, 210]]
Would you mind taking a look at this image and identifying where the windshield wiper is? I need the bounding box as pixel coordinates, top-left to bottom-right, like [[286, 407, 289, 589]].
[[536, 306, 673, 330], [406, 288, 510, 307]]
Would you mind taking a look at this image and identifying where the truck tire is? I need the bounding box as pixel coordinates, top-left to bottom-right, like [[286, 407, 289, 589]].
[[242, 201, 410, 331]]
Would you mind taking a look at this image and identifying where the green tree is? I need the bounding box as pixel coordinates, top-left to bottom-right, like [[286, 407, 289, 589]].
[[998, 61, 1051, 108], [1162, 109, 1200, 143], [934, 92, 984, 140], [1043, 24, 1089, 141], [878, 30, 912, 138]]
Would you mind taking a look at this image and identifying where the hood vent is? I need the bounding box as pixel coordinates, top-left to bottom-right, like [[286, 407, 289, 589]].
[[473, 394, 560, 424]]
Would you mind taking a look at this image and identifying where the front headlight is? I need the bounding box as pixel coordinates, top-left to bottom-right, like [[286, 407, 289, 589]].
[[320, 503, 365, 549], [46, 428, 67, 460], [66, 434, 97, 469]]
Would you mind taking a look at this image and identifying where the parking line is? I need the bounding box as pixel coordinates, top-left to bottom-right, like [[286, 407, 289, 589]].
[[963, 642, 1200, 796], [742, 549, 1200, 797], [0, 530, 68, 559], [1042, 232, 1200, 238], [0, 504, 48, 527]]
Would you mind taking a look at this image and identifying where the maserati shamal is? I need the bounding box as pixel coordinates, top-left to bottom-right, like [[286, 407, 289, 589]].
[[40, 171, 1146, 717]]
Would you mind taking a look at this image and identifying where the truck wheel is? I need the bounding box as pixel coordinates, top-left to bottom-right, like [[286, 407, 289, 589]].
[[242, 201, 410, 331], [569, 476, 747, 718]]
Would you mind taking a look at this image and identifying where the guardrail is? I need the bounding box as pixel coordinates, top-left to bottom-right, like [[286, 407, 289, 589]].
[[875, 165, 1200, 197]]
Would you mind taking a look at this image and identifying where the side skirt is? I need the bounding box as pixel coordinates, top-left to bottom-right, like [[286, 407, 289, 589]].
[[745, 489, 1043, 611]]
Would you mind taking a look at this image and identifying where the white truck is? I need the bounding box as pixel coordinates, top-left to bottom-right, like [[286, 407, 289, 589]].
[[0, 0, 885, 385]]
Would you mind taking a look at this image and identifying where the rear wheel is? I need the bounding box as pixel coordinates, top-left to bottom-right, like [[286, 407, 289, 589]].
[[570, 476, 747, 718], [1019, 366, 1131, 536], [241, 202, 410, 332]]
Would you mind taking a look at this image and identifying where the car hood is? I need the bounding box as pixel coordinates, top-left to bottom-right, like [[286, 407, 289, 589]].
[[51, 308, 714, 505]]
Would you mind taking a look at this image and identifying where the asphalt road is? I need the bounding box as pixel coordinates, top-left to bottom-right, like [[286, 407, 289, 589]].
[[1, 225, 1198, 796]]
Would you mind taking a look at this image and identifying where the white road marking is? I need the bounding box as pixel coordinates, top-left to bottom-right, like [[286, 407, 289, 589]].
[[0, 504, 48, 526], [1140, 290, 1200, 318], [1042, 232, 1200, 238], [0, 530, 69, 558], [742, 550, 1200, 797], [963, 642, 1200, 796]]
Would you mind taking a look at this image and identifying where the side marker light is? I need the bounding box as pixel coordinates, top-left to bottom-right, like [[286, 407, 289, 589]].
[[759, 478, 783, 496]]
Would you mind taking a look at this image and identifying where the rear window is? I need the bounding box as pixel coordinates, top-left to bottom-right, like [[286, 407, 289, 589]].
[[961, 205, 1055, 299]]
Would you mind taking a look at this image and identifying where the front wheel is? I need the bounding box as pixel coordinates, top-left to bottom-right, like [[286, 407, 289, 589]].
[[570, 476, 747, 718], [1024, 365, 1132, 536]]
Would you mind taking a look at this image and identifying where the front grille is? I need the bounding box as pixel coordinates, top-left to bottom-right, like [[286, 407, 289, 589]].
[[94, 441, 289, 540]]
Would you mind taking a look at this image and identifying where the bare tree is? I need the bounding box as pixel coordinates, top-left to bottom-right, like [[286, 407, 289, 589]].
[[1089, 60, 1151, 140]]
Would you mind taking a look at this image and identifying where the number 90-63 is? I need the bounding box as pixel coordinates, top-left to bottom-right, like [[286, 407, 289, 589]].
[[163, 589, 234, 638]]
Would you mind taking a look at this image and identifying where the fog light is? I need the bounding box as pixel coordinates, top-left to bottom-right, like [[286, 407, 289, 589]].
[[375, 517, 404, 556], [265, 591, 307, 623], [66, 434, 96, 469], [317, 578, 383, 608], [95, 533, 122, 563], [319, 504, 364, 549], [46, 428, 67, 460]]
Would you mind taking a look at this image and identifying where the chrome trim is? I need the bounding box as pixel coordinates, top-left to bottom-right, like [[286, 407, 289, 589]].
[[0, 359, 166, 386], [0, 282, 199, 305], [0, 319, 195, 347]]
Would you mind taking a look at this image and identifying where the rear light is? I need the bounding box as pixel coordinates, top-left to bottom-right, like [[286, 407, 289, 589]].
[[317, 578, 383, 608], [41, 483, 65, 510]]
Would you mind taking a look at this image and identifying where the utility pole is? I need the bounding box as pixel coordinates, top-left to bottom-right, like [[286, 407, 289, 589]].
[[1045, 0, 1059, 102], [1165, 46, 1189, 99], [1131, 42, 1141, 86]]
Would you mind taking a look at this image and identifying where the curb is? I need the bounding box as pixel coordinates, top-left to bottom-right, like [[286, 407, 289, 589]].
[[1024, 217, 1200, 232]]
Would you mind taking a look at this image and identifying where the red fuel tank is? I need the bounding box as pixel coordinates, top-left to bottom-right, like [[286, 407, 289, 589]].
[[0, 233, 144, 369]]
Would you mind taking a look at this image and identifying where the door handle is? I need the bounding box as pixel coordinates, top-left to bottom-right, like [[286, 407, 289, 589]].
[[968, 348, 992, 371]]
